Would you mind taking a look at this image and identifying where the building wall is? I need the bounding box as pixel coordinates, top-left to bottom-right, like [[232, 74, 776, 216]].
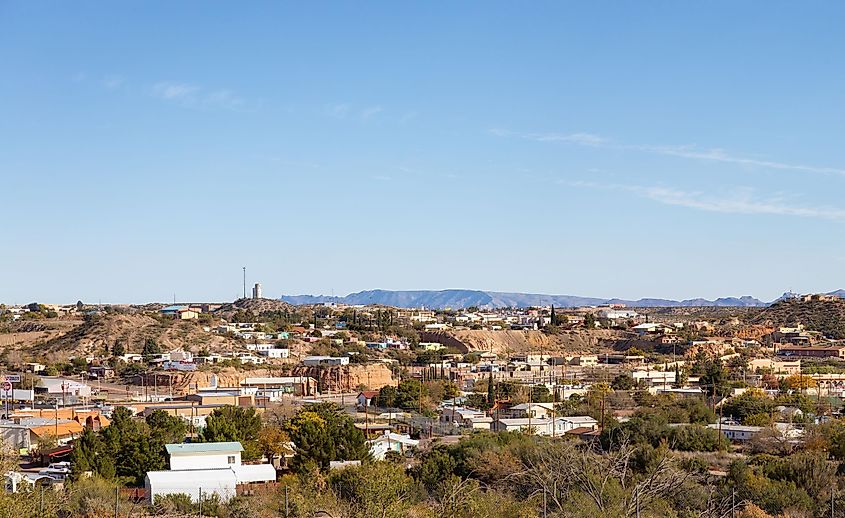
[[146, 474, 236, 504], [170, 452, 241, 471]]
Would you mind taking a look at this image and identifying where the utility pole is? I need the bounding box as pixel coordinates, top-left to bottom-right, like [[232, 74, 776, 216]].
[[527, 382, 533, 434], [242, 267, 246, 299], [285, 485, 290, 517], [731, 487, 735, 518], [114, 485, 119, 517]]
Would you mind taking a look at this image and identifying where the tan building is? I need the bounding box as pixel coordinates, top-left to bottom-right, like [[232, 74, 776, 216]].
[[778, 345, 845, 359], [748, 358, 801, 376]]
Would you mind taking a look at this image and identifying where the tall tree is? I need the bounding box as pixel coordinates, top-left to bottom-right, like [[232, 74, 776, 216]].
[[285, 402, 369, 472], [146, 409, 187, 445], [201, 406, 263, 460]]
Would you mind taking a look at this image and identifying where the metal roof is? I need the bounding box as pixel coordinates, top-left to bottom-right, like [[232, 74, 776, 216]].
[[165, 442, 244, 455]]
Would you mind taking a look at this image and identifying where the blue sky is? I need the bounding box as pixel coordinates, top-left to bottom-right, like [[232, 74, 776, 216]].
[[2, 2, 845, 304]]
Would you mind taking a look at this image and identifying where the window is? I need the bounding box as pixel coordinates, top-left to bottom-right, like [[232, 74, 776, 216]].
[[227, 456, 236, 464]]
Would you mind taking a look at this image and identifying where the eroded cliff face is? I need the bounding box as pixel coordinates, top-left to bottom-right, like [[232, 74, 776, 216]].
[[289, 364, 397, 392], [139, 363, 397, 394], [442, 329, 626, 355]]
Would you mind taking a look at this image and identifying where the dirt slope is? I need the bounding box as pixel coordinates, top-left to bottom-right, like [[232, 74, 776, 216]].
[[163, 364, 396, 394], [442, 329, 627, 355], [39, 314, 241, 358], [752, 298, 845, 339], [213, 298, 293, 320]]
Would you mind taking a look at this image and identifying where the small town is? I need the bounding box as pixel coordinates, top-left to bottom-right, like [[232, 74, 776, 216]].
[[3, 288, 845, 516], [6, 2, 845, 517]]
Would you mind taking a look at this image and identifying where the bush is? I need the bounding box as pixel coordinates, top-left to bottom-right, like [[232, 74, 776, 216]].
[[669, 424, 727, 452], [154, 493, 194, 515]]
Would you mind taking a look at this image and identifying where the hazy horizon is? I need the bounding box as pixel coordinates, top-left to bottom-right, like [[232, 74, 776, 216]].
[[3, 3, 845, 303], [3, 285, 833, 307]]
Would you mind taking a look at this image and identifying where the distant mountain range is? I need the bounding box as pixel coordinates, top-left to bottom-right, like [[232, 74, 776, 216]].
[[280, 289, 845, 309]]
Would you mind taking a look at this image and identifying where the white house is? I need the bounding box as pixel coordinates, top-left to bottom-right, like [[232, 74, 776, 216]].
[[510, 403, 556, 419], [559, 416, 598, 432], [440, 407, 487, 427], [357, 391, 379, 408], [168, 349, 193, 362], [464, 415, 494, 430], [259, 348, 290, 359], [37, 378, 92, 399], [302, 356, 349, 367], [493, 416, 597, 436], [145, 442, 276, 504], [367, 432, 419, 460], [707, 424, 762, 442], [598, 309, 639, 321], [166, 442, 242, 471], [241, 376, 318, 398]]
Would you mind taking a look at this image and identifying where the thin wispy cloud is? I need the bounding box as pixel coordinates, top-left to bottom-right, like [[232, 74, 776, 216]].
[[361, 105, 383, 121], [101, 75, 125, 89], [151, 81, 245, 110], [399, 111, 418, 124], [493, 129, 845, 176], [325, 103, 351, 119], [566, 180, 845, 221], [324, 103, 395, 122], [152, 81, 199, 100]]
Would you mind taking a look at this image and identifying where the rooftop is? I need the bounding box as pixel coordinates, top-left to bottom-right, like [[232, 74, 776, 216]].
[[165, 442, 244, 455]]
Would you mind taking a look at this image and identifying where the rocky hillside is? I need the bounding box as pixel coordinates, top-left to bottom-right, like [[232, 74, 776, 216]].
[[752, 298, 845, 339], [158, 364, 396, 395], [213, 298, 293, 320], [434, 329, 627, 355], [39, 313, 241, 358]]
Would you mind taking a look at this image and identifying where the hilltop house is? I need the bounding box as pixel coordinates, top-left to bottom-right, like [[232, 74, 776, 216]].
[[160, 306, 200, 320]]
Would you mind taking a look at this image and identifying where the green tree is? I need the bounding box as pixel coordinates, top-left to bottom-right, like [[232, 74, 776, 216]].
[[698, 358, 730, 398], [98, 406, 166, 485], [611, 374, 635, 391], [285, 402, 369, 472], [146, 409, 187, 445], [201, 406, 263, 460], [669, 424, 727, 452], [377, 385, 398, 408], [71, 428, 115, 480], [530, 384, 553, 403], [413, 447, 458, 492], [142, 338, 161, 359], [330, 461, 415, 518], [112, 341, 125, 357]]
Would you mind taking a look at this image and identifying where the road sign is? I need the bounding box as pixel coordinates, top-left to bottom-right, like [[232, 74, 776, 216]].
[[1, 381, 12, 391], [1, 375, 21, 383]]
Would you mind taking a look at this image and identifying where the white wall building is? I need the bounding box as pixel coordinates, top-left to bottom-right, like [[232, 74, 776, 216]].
[[145, 442, 275, 504], [166, 442, 242, 471], [367, 432, 419, 460], [259, 348, 290, 359], [302, 356, 349, 366]]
